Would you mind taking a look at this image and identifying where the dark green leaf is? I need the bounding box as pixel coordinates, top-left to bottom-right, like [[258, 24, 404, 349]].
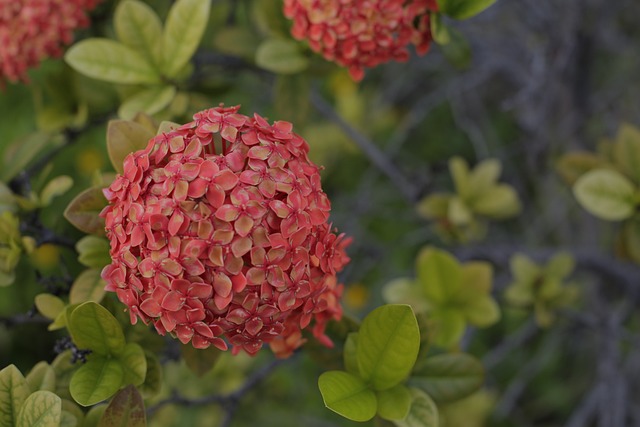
[[409, 353, 484, 403]]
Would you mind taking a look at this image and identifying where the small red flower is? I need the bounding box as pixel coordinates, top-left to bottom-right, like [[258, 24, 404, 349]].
[[0, 0, 101, 85], [283, 0, 439, 81], [101, 104, 351, 358]]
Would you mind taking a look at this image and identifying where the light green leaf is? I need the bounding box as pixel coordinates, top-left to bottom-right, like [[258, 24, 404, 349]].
[[118, 86, 177, 120], [416, 247, 462, 304], [464, 296, 500, 328], [52, 351, 76, 401], [68, 302, 126, 355], [376, 384, 412, 421], [431, 308, 466, 348], [430, 13, 451, 45], [26, 362, 56, 393], [76, 236, 111, 269], [449, 157, 471, 198], [40, 176, 73, 206], [416, 193, 451, 220], [410, 353, 484, 403], [545, 252, 575, 279], [115, 0, 163, 66], [357, 305, 420, 391], [61, 400, 84, 427], [437, 0, 497, 19], [613, 123, 640, 184], [116, 343, 147, 387], [469, 159, 501, 195], [1, 133, 52, 182], [70, 269, 107, 305], [63, 187, 107, 235], [448, 196, 473, 225], [394, 388, 438, 427], [98, 384, 146, 427], [255, 38, 309, 74], [107, 120, 154, 174], [472, 185, 521, 218], [70, 357, 124, 407], [343, 333, 359, 375], [162, 0, 211, 77], [65, 39, 161, 84], [318, 371, 377, 422], [459, 261, 493, 297], [181, 345, 222, 377], [139, 352, 162, 399], [16, 390, 61, 427], [382, 278, 428, 313], [510, 253, 540, 284], [0, 365, 30, 427], [34, 293, 65, 320], [573, 168, 636, 221]]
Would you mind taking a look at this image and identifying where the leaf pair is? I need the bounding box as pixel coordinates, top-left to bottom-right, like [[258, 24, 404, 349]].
[[384, 247, 500, 348]]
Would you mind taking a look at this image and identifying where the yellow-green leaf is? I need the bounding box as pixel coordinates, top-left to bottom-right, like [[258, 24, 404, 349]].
[[318, 371, 377, 422], [69, 269, 107, 305], [70, 357, 124, 407], [376, 384, 412, 421], [107, 120, 154, 174], [118, 86, 177, 120], [0, 365, 30, 427], [162, 0, 211, 77], [115, 0, 164, 66], [16, 390, 61, 427], [394, 388, 438, 427], [573, 168, 636, 221], [34, 293, 65, 320], [68, 302, 126, 355], [26, 362, 56, 393], [255, 38, 309, 74], [64, 187, 108, 235]]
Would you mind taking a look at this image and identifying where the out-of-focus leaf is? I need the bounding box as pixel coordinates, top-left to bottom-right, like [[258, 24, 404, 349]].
[[16, 390, 61, 427], [63, 187, 107, 235], [0, 365, 30, 427], [98, 385, 146, 427], [65, 39, 161, 84], [213, 27, 259, 59], [76, 236, 111, 269], [83, 405, 108, 427], [70, 269, 107, 305], [70, 356, 124, 407], [573, 168, 636, 221], [410, 353, 484, 403], [181, 345, 222, 377], [26, 362, 56, 393], [357, 305, 420, 391], [118, 86, 177, 120], [255, 38, 309, 74], [376, 384, 412, 421], [382, 278, 428, 313], [162, 0, 211, 78], [556, 152, 602, 186], [343, 333, 359, 375], [430, 308, 466, 348], [440, 25, 471, 69], [394, 388, 438, 427], [437, 0, 497, 19], [416, 247, 462, 304], [117, 343, 147, 387], [1, 133, 52, 182], [40, 176, 73, 206], [464, 296, 500, 327], [138, 353, 162, 398], [449, 157, 471, 199], [275, 74, 310, 125], [107, 120, 154, 174], [34, 293, 65, 320], [318, 371, 377, 422], [115, 0, 163, 66], [472, 185, 521, 218], [613, 123, 640, 184]]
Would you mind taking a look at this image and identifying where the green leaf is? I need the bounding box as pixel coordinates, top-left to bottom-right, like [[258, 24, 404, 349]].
[[40, 175, 73, 206], [430, 13, 451, 45], [510, 253, 539, 283], [463, 296, 500, 327], [1, 133, 52, 182], [0, 365, 30, 427], [357, 305, 420, 391], [469, 159, 501, 194], [34, 293, 65, 320], [70, 269, 107, 305], [162, 0, 211, 77], [431, 308, 466, 348], [115, 0, 163, 66], [98, 384, 146, 427], [472, 184, 521, 218], [573, 168, 636, 221], [382, 278, 428, 313], [376, 384, 412, 421], [410, 353, 484, 403], [116, 343, 147, 387], [16, 390, 61, 427], [394, 388, 438, 427], [64, 187, 108, 235], [138, 353, 162, 398], [70, 356, 124, 407], [65, 39, 161, 84], [416, 247, 462, 304], [26, 362, 56, 393], [459, 261, 493, 297], [60, 410, 78, 427], [107, 120, 154, 174], [181, 345, 222, 377], [213, 26, 259, 59], [275, 74, 310, 125], [613, 123, 640, 184], [556, 151, 603, 186], [118, 86, 177, 121], [318, 371, 377, 422], [545, 252, 575, 279], [449, 157, 471, 199], [77, 236, 111, 269], [61, 399, 84, 427], [440, 26, 472, 69], [416, 193, 451, 220], [83, 405, 108, 427], [68, 302, 126, 355], [52, 352, 76, 401], [343, 333, 359, 375], [447, 196, 473, 225], [255, 38, 309, 74], [437, 0, 497, 19]]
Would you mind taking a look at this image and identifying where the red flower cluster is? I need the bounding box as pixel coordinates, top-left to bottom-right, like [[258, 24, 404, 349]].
[[101, 105, 351, 358], [0, 0, 100, 85], [283, 0, 439, 81]]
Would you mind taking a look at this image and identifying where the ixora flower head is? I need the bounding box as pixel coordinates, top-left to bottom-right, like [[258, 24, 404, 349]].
[[0, 0, 100, 84], [100, 105, 351, 358], [283, 0, 439, 81]]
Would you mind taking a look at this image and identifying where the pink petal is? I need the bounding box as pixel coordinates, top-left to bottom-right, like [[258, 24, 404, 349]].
[[161, 291, 184, 311], [215, 204, 240, 221], [231, 236, 253, 258], [213, 272, 232, 297], [214, 170, 239, 191], [140, 298, 162, 317], [234, 214, 254, 237]]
